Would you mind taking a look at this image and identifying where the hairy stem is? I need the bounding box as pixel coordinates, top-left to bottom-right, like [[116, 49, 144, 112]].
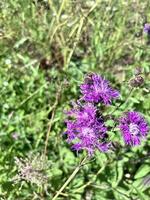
[[44, 84, 62, 156], [52, 156, 88, 200], [74, 162, 107, 192], [110, 88, 134, 115]]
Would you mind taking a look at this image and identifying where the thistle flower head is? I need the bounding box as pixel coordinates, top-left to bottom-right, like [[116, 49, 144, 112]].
[[80, 73, 119, 105], [119, 111, 149, 146], [66, 102, 97, 126], [65, 103, 110, 156]]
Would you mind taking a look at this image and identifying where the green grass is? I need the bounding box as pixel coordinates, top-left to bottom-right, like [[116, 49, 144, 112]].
[[0, 0, 150, 199]]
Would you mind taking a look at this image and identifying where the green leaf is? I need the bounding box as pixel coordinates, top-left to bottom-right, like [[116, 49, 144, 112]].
[[134, 164, 150, 179], [105, 119, 115, 127], [133, 186, 149, 200], [113, 190, 129, 200], [133, 176, 150, 192], [143, 97, 150, 110], [59, 147, 76, 167], [115, 161, 124, 187], [96, 151, 107, 167]]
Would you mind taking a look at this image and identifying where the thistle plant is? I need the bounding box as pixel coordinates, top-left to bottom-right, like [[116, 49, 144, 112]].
[[52, 72, 149, 199], [1, 2, 150, 199]]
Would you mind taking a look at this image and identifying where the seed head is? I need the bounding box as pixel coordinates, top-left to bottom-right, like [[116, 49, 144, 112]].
[[13, 153, 49, 186]]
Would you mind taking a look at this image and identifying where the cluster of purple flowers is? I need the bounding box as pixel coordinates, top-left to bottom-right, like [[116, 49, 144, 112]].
[[64, 73, 149, 156]]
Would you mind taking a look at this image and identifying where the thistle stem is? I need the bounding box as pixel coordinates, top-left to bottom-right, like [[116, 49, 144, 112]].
[[110, 88, 134, 115], [74, 163, 106, 192], [52, 156, 87, 200], [44, 84, 62, 156]]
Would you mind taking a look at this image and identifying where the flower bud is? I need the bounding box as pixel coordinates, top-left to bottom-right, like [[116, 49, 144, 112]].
[[129, 75, 144, 87]]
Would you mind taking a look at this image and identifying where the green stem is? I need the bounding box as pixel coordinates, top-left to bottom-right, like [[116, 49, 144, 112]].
[[74, 162, 107, 192], [52, 156, 87, 200], [44, 84, 62, 156], [110, 88, 134, 115]]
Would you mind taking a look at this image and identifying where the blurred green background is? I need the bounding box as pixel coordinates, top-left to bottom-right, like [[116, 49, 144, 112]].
[[0, 0, 150, 199]]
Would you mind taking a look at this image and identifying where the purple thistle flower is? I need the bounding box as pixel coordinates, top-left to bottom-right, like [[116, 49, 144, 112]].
[[119, 112, 149, 146], [65, 103, 109, 156], [66, 103, 97, 126], [80, 73, 119, 105], [144, 24, 150, 34]]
